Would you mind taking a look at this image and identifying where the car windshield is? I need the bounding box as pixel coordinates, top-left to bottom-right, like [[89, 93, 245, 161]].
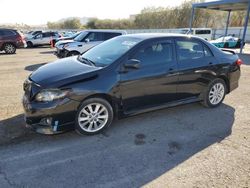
[[72, 32, 80, 38], [74, 31, 88, 42], [80, 36, 143, 67]]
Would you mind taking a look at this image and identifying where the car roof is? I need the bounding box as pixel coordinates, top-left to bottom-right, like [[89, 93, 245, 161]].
[[0, 28, 16, 31], [122, 33, 202, 40], [84, 30, 126, 34]]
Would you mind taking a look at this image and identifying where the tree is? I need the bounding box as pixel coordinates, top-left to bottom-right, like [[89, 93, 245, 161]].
[[47, 18, 82, 29]]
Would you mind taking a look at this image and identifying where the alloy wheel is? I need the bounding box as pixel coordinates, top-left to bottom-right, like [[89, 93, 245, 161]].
[[78, 103, 109, 133], [5, 44, 15, 54], [209, 83, 225, 105]]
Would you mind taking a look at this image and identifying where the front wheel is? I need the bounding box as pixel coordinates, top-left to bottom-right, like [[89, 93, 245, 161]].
[[27, 41, 33, 48], [202, 79, 226, 108], [75, 98, 114, 135]]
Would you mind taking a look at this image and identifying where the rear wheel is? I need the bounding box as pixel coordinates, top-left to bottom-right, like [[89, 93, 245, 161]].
[[202, 79, 226, 108], [4, 43, 16, 54], [75, 98, 114, 135]]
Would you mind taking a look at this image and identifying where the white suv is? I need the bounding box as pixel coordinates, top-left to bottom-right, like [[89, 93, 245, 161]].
[[26, 32, 61, 47], [55, 30, 126, 58]]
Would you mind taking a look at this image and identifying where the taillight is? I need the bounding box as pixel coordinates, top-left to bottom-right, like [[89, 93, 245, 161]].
[[236, 59, 243, 66], [17, 35, 25, 42]]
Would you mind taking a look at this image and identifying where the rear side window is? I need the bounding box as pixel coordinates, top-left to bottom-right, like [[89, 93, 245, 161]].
[[204, 45, 213, 57], [51, 32, 59, 37], [176, 39, 204, 60], [103, 32, 121, 40], [43, 32, 52, 37], [195, 30, 211, 34], [132, 41, 173, 66], [0, 30, 16, 36]]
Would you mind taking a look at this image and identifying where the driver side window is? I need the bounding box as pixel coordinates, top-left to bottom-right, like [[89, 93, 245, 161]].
[[131, 41, 173, 67], [85, 32, 103, 42]]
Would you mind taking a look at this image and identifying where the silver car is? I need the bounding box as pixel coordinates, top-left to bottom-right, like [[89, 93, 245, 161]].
[[55, 30, 126, 58], [26, 32, 61, 47]]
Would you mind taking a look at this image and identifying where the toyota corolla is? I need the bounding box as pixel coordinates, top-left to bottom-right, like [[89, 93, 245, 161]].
[[22, 34, 242, 135]]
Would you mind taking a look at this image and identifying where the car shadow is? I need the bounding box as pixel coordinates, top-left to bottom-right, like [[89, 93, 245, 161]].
[[40, 51, 55, 54], [24, 63, 47, 71], [0, 52, 16, 56], [238, 53, 250, 65], [0, 103, 235, 187]]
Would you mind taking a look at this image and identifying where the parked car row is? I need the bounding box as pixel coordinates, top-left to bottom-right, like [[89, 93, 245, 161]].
[[0, 27, 247, 55]]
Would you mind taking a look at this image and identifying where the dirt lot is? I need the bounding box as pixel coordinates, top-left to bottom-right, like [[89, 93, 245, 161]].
[[0, 47, 249, 187]]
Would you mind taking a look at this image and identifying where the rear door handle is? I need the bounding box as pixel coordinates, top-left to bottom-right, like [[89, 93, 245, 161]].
[[209, 62, 213, 65]]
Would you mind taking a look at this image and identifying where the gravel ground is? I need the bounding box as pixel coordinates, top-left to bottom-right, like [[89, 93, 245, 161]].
[[0, 46, 249, 187]]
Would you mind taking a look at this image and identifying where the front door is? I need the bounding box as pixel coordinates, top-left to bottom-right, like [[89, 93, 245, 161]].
[[119, 39, 179, 113], [80, 32, 103, 53]]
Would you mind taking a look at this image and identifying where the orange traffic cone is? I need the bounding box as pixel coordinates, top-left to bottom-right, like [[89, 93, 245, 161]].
[[50, 36, 53, 48]]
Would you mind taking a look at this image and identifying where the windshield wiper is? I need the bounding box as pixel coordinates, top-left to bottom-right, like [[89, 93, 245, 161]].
[[77, 55, 96, 66]]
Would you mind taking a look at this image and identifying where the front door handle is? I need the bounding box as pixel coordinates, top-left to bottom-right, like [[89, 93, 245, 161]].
[[168, 68, 179, 76], [168, 68, 175, 73], [209, 62, 213, 65]]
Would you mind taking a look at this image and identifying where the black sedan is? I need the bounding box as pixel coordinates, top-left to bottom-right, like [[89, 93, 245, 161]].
[[23, 34, 242, 135]]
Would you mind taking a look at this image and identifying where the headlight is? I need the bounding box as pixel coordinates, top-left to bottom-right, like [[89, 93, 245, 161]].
[[35, 89, 69, 102]]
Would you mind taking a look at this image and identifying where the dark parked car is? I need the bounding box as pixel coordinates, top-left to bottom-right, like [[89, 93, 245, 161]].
[[22, 34, 242, 135], [0, 28, 26, 54]]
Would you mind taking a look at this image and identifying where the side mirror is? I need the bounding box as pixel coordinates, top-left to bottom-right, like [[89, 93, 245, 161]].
[[124, 59, 140, 69], [85, 38, 90, 43]]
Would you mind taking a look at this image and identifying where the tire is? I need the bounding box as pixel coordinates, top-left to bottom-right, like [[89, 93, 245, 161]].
[[224, 42, 229, 48], [201, 78, 226, 108], [4, 43, 16, 54], [67, 51, 80, 57], [75, 98, 114, 135], [27, 41, 33, 48]]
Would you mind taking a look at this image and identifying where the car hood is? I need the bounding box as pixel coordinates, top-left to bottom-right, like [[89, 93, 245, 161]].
[[30, 56, 101, 88], [55, 39, 74, 47]]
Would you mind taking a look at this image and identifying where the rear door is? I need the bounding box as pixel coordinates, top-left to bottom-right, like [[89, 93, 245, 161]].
[[119, 39, 178, 112], [175, 37, 217, 100]]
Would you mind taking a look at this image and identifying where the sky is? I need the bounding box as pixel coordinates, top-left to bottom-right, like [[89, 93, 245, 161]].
[[0, 0, 212, 25], [0, 0, 184, 25]]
